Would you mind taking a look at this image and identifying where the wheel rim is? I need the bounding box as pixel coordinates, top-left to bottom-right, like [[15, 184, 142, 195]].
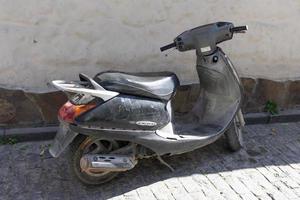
[[79, 138, 119, 177]]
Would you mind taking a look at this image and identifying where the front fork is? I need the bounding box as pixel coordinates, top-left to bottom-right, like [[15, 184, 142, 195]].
[[236, 109, 245, 128]]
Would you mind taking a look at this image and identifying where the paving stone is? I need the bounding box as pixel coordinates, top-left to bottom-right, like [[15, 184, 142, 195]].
[[192, 173, 225, 200], [273, 181, 299, 199], [1, 122, 300, 199], [278, 165, 300, 186], [280, 177, 300, 189], [256, 166, 284, 183], [109, 196, 126, 200], [222, 174, 251, 195], [293, 188, 300, 198], [205, 173, 241, 200], [238, 171, 268, 197], [123, 190, 140, 200], [164, 181, 191, 200], [178, 176, 202, 193], [240, 192, 259, 200], [189, 192, 207, 200], [150, 181, 175, 200], [265, 191, 288, 200], [171, 192, 194, 200], [136, 186, 157, 200]]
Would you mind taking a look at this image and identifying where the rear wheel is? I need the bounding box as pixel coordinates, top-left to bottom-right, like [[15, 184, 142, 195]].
[[69, 135, 120, 185], [225, 117, 244, 151]]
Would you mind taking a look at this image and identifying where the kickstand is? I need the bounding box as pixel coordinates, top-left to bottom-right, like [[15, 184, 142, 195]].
[[157, 155, 175, 172]]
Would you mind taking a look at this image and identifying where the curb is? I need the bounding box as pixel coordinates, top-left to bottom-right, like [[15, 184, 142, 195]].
[[1, 109, 300, 142], [0, 126, 57, 142], [245, 109, 300, 124]]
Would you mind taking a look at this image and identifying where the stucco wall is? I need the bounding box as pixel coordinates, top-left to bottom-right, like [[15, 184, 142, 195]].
[[0, 0, 300, 92]]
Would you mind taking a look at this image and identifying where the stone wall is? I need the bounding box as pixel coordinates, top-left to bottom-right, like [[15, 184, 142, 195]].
[[0, 89, 66, 127], [173, 78, 300, 114], [1, 78, 300, 127]]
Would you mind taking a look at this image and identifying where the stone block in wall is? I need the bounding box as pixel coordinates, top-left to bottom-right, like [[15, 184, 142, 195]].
[[0, 88, 43, 127], [240, 78, 257, 113], [253, 79, 289, 111], [1, 77, 300, 128], [176, 78, 300, 114], [26, 91, 67, 124], [287, 80, 300, 108]]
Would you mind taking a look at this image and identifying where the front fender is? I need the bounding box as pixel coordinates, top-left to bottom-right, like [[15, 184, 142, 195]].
[[49, 122, 78, 157]]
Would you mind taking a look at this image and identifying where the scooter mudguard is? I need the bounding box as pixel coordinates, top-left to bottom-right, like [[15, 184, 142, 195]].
[[49, 121, 78, 157]]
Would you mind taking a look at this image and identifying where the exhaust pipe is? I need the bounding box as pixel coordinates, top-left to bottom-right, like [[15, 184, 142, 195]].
[[80, 154, 137, 173]]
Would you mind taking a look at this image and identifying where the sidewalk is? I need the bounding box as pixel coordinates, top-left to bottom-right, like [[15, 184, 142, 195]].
[[1, 122, 300, 200]]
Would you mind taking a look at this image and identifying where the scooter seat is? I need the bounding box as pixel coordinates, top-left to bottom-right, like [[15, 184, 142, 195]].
[[94, 71, 180, 101]]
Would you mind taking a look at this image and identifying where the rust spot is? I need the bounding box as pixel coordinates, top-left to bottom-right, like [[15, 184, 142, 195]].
[[79, 138, 93, 150], [0, 99, 16, 123]]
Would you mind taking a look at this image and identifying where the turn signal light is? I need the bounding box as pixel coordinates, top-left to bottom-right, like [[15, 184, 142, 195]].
[[58, 101, 96, 123]]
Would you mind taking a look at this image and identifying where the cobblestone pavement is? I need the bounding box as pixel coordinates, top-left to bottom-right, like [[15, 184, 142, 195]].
[[1, 122, 300, 200]]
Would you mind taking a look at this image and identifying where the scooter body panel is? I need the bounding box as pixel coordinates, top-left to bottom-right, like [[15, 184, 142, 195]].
[[75, 95, 169, 130], [68, 124, 225, 156]]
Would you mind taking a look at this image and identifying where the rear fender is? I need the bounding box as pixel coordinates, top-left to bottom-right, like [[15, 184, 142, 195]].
[[49, 122, 78, 157]]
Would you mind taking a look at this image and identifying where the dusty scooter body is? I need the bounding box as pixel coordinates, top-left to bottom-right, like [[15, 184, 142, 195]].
[[49, 22, 247, 185]]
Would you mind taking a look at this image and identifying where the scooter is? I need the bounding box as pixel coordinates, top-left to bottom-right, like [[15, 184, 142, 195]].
[[49, 22, 248, 185]]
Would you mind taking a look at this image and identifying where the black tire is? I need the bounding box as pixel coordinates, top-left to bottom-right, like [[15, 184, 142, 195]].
[[225, 118, 244, 151], [69, 135, 119, 185]]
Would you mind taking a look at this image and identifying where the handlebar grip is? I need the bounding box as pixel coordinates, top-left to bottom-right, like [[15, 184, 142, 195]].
[[231, 25, 248, 33], [160, 42, 176, 52]]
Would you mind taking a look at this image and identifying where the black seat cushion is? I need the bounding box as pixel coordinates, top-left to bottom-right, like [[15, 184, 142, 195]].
[[94, 71, 180, 101]]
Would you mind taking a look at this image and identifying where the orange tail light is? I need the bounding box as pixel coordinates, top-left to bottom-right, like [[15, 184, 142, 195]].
[[58, 101, 96, 123]]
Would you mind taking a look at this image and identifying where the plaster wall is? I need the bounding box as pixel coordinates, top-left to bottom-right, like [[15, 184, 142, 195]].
[[0, 0, 299, 92]]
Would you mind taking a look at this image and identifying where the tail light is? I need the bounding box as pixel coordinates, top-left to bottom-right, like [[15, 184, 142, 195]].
[[58, 101, 96, 123]]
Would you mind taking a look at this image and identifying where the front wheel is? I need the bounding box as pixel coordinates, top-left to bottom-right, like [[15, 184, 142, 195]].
[[69, 135, 121, 185], [225, 117, 244, 151]]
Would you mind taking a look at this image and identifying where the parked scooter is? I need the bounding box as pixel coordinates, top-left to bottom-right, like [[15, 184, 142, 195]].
[[49, 22, 248, 185]]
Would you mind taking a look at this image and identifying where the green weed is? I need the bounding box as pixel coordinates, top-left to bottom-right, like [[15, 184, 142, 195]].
[[0, 137, 18, 145], [265, 100, 278, 115]]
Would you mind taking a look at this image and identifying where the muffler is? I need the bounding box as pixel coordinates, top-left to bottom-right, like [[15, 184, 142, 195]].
[[80, 154, 137, 173]]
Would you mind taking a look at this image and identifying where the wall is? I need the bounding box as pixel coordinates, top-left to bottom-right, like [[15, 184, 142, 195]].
[[1, 0, 300, 126], [0, 0, 300, 92]]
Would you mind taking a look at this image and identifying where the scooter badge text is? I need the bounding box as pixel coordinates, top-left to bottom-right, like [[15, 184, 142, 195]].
[[136, 121, 157, 126]]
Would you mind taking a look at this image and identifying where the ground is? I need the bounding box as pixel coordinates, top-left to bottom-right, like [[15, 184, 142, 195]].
[[1, 122, 300, 200]]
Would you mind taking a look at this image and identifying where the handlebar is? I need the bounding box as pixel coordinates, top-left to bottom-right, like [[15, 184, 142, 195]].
[[230, 25, 248, 33], [160, 42, 176, 52], [160, 23, 248, 53]]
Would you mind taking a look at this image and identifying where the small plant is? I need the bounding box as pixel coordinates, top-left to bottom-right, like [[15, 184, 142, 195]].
[[39, 144, 51, 157], [265, 100, 278, 115], [0, 137, 18, 145]]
